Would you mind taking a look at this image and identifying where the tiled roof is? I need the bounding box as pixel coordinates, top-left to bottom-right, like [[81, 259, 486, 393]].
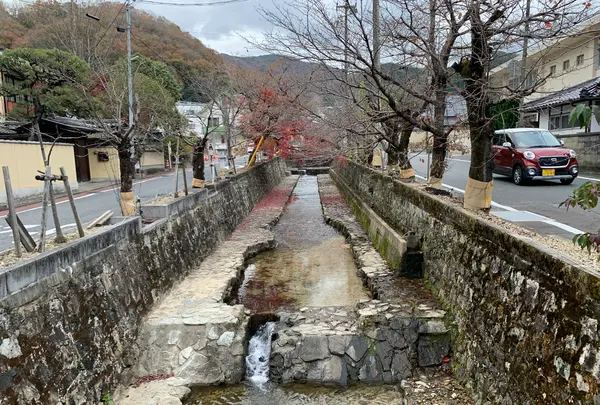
[[521, 76, 600, 111]]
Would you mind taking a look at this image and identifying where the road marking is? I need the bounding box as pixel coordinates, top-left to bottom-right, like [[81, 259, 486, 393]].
[[10, 174, 176, 214], [414, 174, 517, 212], [541, 220, 583, 234], [47, 223, 77, 236], [414, 174, 584, 233], [577, 176, 600, 182]]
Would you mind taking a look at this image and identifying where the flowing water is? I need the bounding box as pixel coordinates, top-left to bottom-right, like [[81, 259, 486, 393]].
[[187, 383, 407, 405], [186, 176, 396, 404], [244, 322, 277, 386], [236, 175, 369, 313]]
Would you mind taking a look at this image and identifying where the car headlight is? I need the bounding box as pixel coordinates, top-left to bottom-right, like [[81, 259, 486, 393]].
[[524, 151, 536, 160], [569, 149, 577, 158]]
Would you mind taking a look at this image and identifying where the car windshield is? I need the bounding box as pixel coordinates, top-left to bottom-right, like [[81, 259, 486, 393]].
[[511, 130, 561, 148]]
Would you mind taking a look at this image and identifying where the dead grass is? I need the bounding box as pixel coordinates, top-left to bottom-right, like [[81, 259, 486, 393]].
[[146, 195, 177, 206], [0, 225, 112, 269]]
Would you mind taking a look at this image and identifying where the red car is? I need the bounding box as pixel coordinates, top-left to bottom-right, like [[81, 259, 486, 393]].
[[492, 128, 578, 185]]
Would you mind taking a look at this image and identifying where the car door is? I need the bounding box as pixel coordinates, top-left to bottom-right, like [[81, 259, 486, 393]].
[[492, 132, 511, 175], [492, 131, 508, 174]]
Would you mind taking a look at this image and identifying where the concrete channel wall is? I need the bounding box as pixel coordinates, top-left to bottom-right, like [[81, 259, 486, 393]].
[[333, 160, 600, 404], [0, 158, 287, 405]]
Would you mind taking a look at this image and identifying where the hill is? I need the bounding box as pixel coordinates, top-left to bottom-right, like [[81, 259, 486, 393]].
[[0, 1, 221, 101], [222, 54, 327, 77]]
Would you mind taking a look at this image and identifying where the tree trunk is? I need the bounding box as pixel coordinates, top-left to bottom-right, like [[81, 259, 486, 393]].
[[398, 123, 414, 170], [428, 83, 448, 188], [182, 159, 189, 196], [383, 118, 399, 172], [398, 122, 416, 180], [118, 139, 136, 216], [192, 138, 206, 188], [463, 18, 494, 210]]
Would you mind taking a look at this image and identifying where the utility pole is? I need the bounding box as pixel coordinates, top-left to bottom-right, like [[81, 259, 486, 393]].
[[518, 0, 532, 127], [373, 0, 380, 73], [337, 0, 356, 156], [126, 1, 134, 128], [337, 0, 354, 80]]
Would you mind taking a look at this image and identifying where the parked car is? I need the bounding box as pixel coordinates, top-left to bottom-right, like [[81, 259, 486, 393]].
[[492, 128, 578, 185]]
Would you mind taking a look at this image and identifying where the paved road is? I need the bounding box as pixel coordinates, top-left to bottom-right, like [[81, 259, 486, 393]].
[[0, 157, 247, 252], [410, 154, 600, 239]]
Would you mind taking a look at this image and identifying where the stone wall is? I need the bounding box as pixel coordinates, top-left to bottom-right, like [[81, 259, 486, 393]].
[[556, 132, 600, 171], [332, 160, 600, 404], [0, 159, 287, 405]]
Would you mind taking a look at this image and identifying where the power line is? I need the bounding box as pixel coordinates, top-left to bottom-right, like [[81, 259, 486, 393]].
[[138, 0, 248, 6], [92, 1, 127, 53]]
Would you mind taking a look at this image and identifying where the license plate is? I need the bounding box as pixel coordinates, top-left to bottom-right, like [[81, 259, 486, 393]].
[[542, 169, 555, 176]]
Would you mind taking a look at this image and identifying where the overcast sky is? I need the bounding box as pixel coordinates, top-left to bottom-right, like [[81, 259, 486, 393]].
[[136, 0, 273, 56]]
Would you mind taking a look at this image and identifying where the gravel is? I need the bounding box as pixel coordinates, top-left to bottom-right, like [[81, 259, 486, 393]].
[[0, 225, 113, 269]]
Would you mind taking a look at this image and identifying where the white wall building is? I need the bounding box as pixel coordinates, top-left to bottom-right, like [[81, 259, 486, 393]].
[[490, 15, 600, 135]]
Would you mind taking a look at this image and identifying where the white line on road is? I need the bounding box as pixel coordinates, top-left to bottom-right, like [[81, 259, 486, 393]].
[[47, 223, 77, 236], [13, 174, 175, 214], [541, 220, 583, 234], [414, 174, 518, 212], [414, 174, 585, 234]]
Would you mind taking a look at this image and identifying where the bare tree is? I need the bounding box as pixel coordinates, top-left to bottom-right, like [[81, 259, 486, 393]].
[[453, 0, 595, 209], [257, 0, 468, 186], [87, 55, 179, 214]]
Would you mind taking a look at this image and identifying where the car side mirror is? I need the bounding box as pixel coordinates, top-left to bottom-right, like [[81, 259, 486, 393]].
[[560, 140, 565, 146], [502, 141, 512, 148]]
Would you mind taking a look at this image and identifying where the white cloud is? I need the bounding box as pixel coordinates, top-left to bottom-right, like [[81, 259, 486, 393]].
[[136, 0, 274, 55]]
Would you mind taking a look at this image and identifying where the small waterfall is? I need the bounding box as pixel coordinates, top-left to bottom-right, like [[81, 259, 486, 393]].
[[245, 321, 277, 385]]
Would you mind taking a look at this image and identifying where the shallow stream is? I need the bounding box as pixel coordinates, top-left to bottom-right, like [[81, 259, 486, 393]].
[[188, 175, 407, 404], [235, 175, 369, 313]]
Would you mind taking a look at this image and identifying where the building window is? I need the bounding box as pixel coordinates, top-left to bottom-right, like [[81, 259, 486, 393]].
[[208, 117, 219, 127], [577, 54, 585, 66], [525, 69, 538, 88], [563, 60, 570, 71], [550, 65, 556, 76], [549, 106, 577, 130]]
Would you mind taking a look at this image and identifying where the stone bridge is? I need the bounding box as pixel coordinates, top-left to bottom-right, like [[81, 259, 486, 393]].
[[1, 158, 600, 405]]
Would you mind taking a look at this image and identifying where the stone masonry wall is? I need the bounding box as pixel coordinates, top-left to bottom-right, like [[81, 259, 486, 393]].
[[333, 160, 600, 405], [0, 159, 287, 405]]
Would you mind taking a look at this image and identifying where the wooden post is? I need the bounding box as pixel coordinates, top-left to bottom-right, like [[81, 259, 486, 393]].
[[2, 166, 21, 257], [60, 167, 84, 237], [38, 165, 52, 252], [181, 159, 188, 196], [172, 138, 180, 198], [49, 179, 66, 243]]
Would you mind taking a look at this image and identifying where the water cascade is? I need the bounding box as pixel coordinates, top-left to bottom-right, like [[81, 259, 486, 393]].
[[245, 322, 277, 385]]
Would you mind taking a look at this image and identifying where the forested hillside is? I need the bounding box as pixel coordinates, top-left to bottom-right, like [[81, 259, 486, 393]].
[[0, 1, 221, 101]]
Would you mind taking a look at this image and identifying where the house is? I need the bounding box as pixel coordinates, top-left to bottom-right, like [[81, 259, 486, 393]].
[[411, 95, 470, 152], [490, 15, 600, 129], [176, 101, 241, 162], [0, 116, 166, 184], [489, 15, 600, 168]]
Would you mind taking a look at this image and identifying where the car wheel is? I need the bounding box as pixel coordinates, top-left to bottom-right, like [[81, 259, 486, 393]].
[[560, 178, 575, 185], [513, 166, 525, 186]]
